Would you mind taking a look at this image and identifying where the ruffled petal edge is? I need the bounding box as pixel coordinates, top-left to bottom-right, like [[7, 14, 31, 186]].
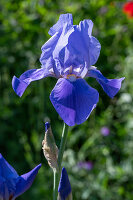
[[48, 13, 73, 36]]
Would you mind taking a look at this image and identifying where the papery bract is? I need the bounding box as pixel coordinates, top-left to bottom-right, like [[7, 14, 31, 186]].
[[0, 153, 41, 200], [42, 122, 59, 171], [12, 13, 125, 126]]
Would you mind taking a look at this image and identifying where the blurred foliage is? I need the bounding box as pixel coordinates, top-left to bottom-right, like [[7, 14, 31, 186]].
[[0, 0, 133, 199]]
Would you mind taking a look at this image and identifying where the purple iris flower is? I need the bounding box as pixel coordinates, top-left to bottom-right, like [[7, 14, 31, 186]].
[[58, 167, 72, 200], [0, 153, 41, 200], [101, 126, 110, 136], [12, 13, 125, 126]]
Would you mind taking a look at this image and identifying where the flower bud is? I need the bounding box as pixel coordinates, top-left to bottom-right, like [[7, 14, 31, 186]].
[[58, 167, 72, 200], [42, 122, 59, 171]]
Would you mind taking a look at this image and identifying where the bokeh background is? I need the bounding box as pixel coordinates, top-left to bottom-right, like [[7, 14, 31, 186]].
[[0, 0, 133, 199]]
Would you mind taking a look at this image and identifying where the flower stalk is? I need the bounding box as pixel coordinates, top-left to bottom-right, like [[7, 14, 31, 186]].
[[53, 123, 69, 200]]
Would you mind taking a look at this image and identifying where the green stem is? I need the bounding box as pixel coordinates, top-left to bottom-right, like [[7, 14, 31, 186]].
[[53, 171, 57, 200], [53, 123, 69, 200], [58, 123, 69, 169]]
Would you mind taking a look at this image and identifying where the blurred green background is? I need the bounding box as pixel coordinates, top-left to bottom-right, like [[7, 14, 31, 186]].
[[0, 0, 133, 199]]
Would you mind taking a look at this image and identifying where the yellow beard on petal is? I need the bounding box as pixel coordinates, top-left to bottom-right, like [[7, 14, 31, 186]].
[[66, 74, 77, 82]]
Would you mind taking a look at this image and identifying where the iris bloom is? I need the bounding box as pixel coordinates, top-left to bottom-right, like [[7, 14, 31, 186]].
[[58, 167, 72, 200], [123, 1, 133, 18], [0, 153, 41, 200], [12, 13, 124, 126]]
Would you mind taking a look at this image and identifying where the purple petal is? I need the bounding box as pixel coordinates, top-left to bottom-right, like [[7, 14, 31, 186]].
[[12, 68, 54, 97], [40, 14, 73, 77], [0, 154, 18, 179], [78, 19, 93, 36], [41, 14, 101, 78], [59, 20, 100, 76], [43, 14, 73, 76], [65, 23, 91, 70], [89, 36, 101, 66], [87, 67, 125, 98], [0, 154, 18, 199], [14, 164, 41, 199], [52, 26, 74, 72], [48, 13, 73, 36], [77, 20, 101, 73], [40, 32, 62, 78], [0, 179, 17, 200], [0, 177, 10, 200], [97, 78, 125, 98], [40, 24, 74, 77], [58, 167, 71, 199], [50, 78, 99, 126]]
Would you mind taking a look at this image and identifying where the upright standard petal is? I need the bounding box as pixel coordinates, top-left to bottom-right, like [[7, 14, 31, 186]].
[[78, 19, 93, 36], [89, 37, 101, 66], [12, 68, 55, 97], [87, 67, 125, 98], [58, 167, 72, 200], [59, 20, 101, 77], [14, 164, 41, 199], [40, 24, 74, 77], [50, 78, 99, 126], [78, 20, 101, 66], [64, 23, 91, 70], [40, 14, 101, 78], [48, 13, 73, 36], [40, 32, 62, 77]]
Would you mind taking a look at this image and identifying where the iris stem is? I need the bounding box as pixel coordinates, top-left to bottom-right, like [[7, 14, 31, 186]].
[[58, 123, 69, 167], [53, 123, 69, 200], [53, 170, 57, 200]]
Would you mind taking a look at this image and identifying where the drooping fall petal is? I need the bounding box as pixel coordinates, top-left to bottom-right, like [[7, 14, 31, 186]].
[[12, 68, 55, 97], [50, 78, 99, 126], [87, 67, 125, 98]]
